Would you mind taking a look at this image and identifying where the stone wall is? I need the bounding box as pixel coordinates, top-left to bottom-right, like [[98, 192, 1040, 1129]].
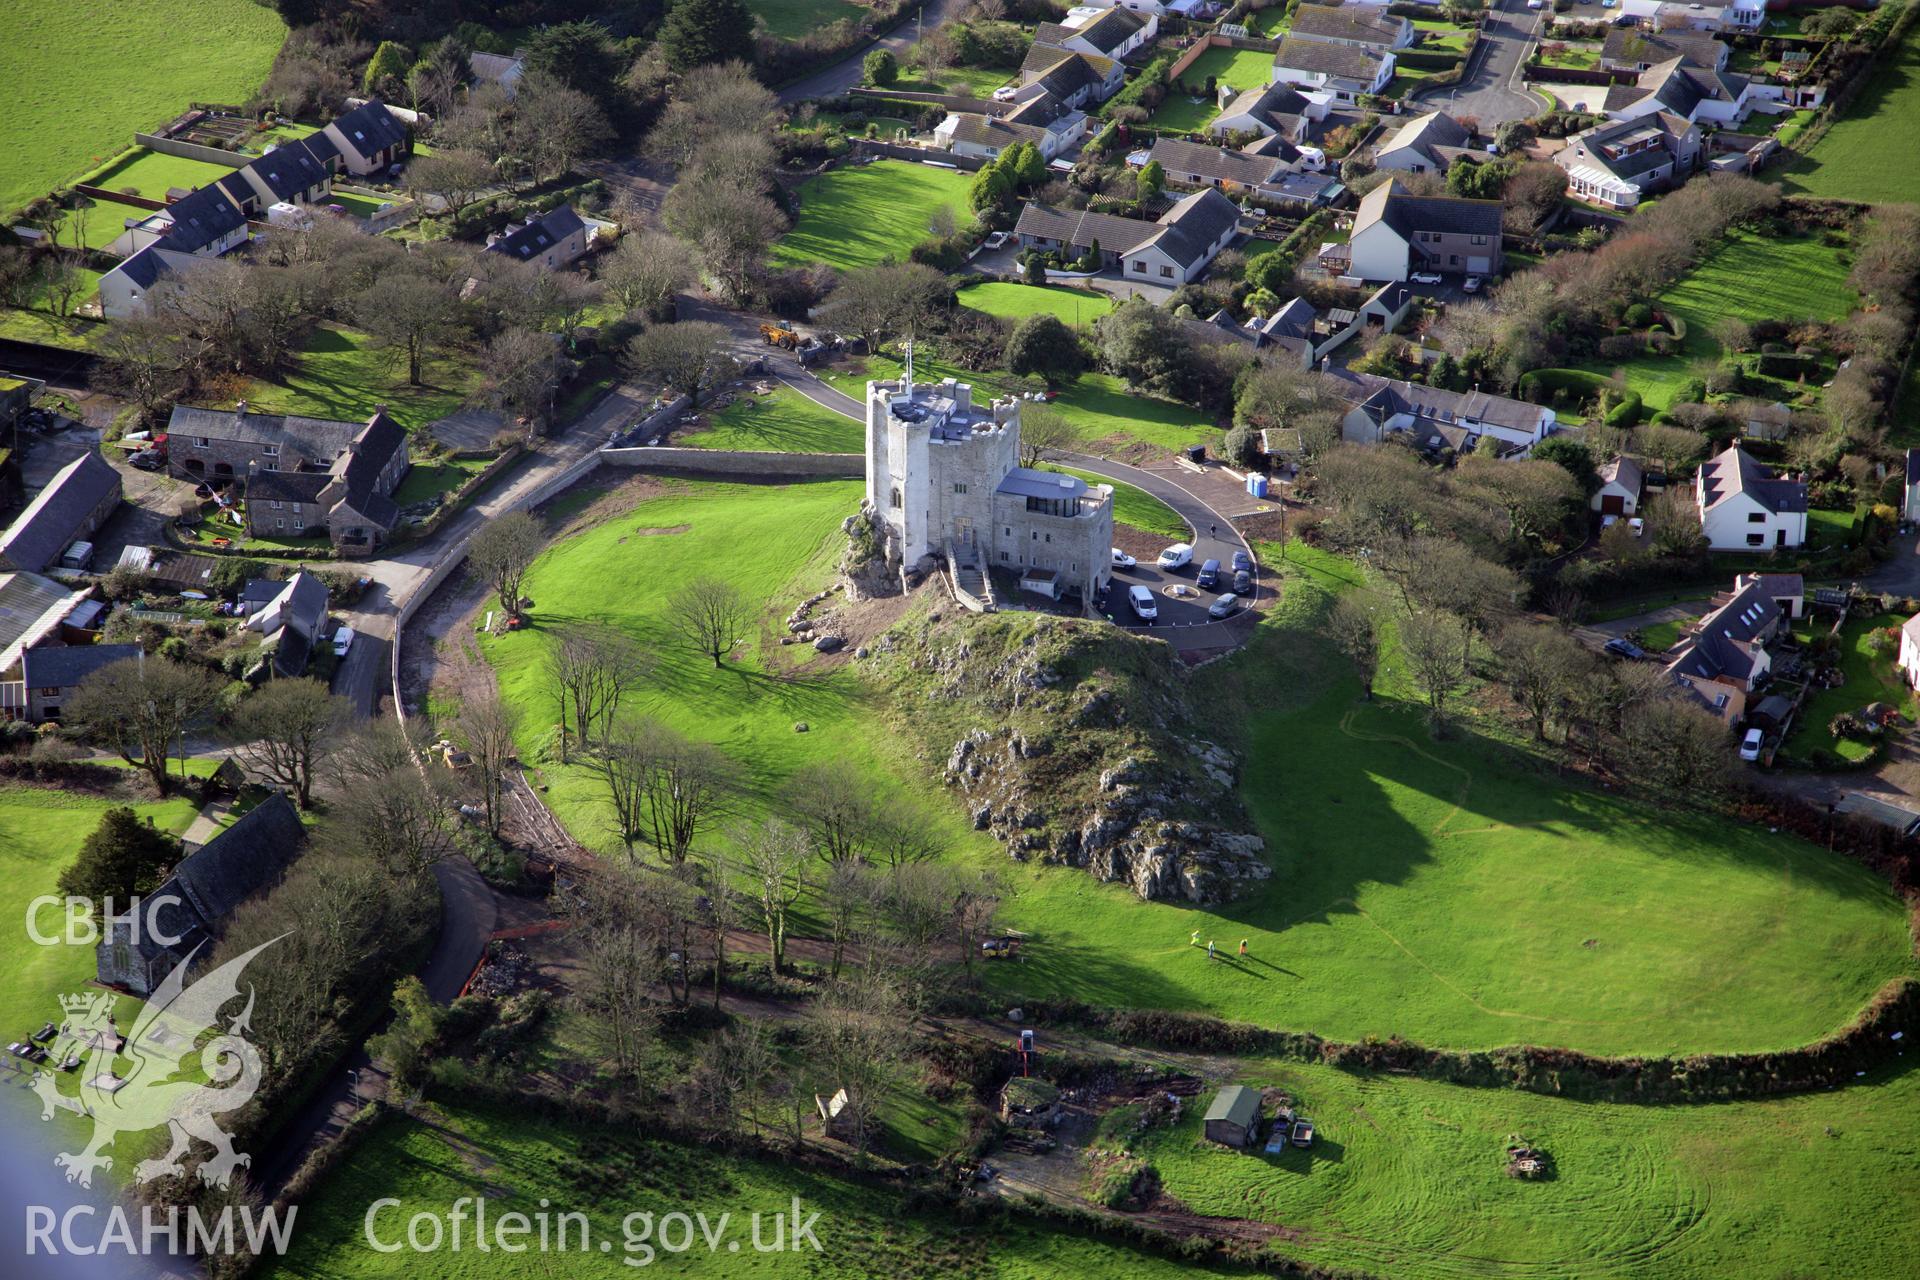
[[132, 133, 245, 170], [599, 447, 863, 478]]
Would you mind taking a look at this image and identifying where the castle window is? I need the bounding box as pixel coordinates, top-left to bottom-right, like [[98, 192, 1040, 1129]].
[[890, 487, 902, 509], [953, 482, 968, 495], [1001, 552, 1009, 562]]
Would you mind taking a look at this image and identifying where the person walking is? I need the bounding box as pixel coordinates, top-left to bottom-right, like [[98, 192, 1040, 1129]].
[[1190, 929, 1202, 947], [1239, 939, 1248, 958], [1207, 939, 1217, 962], [1209, 522, 1218, 538]]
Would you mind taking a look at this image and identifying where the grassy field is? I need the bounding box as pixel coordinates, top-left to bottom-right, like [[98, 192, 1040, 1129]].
[[1048, 466, 1187, 540], [1778, 21, 1920, 203], [391, 455, 490, 509], [52, 198, 163, 251], [1782, 611, 1917, 762], [5, 1, 283, 216], [978, 547, 1915, 1056], [748, 0, 867, 40], [824, 351, 1216, 454], [682, 385, 865, 453], [895, 65, 1019, 98], [81, 148, 241, 202], [0, 785, 201, 1038], [261, 1101, 1237, 1278], [774, 161, 975, 272], [1574, 229, 1856, 411], [1127, 1055, 1920, 1280], [957, 282, 1115, 325], [241, 325, 482, 427]]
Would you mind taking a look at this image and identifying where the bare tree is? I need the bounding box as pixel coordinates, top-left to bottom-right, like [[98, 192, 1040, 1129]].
[[328, 720, 461, 881], [817, 262, 947, 355], [625, 321, 735, 409], [573, 873, 663, 1085], [456, 687, 519, 834], [468, 510, 543, 620], [807, 969, 910, 1155], [645, 61, 779, 166], [1400, 609, 1472, 733], [740, 818, 809, 973], [1327, 595, 1381, 700], [98, 315, 183, 424], [1017, 402, 1074, 469], [818, 860, 876, 980], [549, 624, 650, 757], [598, 230, 699, 320], [513, 76, 613, 181], [953, 867, 1003, 980], [697, 849, 742, 1009], [404, 148, 496, 223], [782, 762, 877, 867], [228, 678, 349, 808], [480, 326, 564, 430], [669, 576, 751, 667], [593, 716, 733, 865], [661, 174, 784, 304], [355, 266, 465, 386], [66, 657, 222, 795]]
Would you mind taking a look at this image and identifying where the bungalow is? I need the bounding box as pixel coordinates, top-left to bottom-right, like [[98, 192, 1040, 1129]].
[[246, 571, 329, 678], [1663, 572, 1802, 720], [469, 50, 527, 96], [0, 450, 122, 573], [99, 243, 216, 321], [1201, 281, 1412, 366], [1148, 137, 1292, 193], [1034, 6, 1157, 60], [1617, 0, 1766, 33], [1371, 110, 1478, 176], [1018, 44, 1125, 109], [1554, 112, 1702, 210], [483, 205, 593, 272], [1271, 38, 1395, 103], [1347, 179, 1503, 282], [1328, 366, 1555, 452], [1203, 1085, 1260, 1148], [97, 180, 254, 319], [1599, 27, 1728, 73], [1591, 455, 1644, 517], [1695, 444, 1806, 551], [1603, 57, 1758, 125], [319, 100, 412, 177], [1210, 81, 1324, 140], [96, 793, 307, 996], [1288, 3, 1415, 51], [1014, 186, 1241, 284], [234, 139, 334, 212], [15, 644, 141, 723]]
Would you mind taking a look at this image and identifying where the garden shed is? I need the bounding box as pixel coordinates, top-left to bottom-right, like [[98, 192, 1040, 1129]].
[[1203, 1084, 1260, 1147]]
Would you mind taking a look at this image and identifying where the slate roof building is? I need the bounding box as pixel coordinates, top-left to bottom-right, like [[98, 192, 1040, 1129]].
[[1287, 3, 1414, 50], [1663, 573, 1802, 719], [320, 100, 413, 176], [96, 792, 308, 996], [246, 570, 330, 677], [1015, 186, 1241, 284], [1694, 445, 1806, 551], [0, 450, 122, 573], [482, 205, 593, 271], [1327, 367, 1556, 453], [1371, 111, 1477, 176], [17, 643, 141, 723], [1554, 112, 1702, 209], [1210, 81, 1323, 141], [1270, 37, 1396, 102], [1603, 57, 1756, 125], [1600, 27, 1729, 73], [1347, 178, 1503, 281]]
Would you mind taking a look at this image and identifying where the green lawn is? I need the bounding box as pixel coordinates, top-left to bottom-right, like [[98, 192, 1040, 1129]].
[[261, 1101, 1230, 1278], [1782, 611, 1917, 763], [958, 282, 1114, 325], [80, 148, 241, 202], [774, 161, 975, 272], [1250, 6, 1290, 35], [1173, 46, 1274, 94], [0, 785, 201, 1038], [391, 455, 490, 509], [1636, 617, 1685, 651], [682, 384, 865, 453], [3, 0, 283, 216], [1128, 1055, 1920, 1280], [241, 325, 482, 428], [1573, 229, 1856, 411], [1778, 20, 1920, 203], [895, 65, 1019, 98], [747, 0, 866, 40], [826, 351, 1217, 454], [979, 549, 1915, 1056], [1413, 18, 1477, 54], [1048, 466, 1187, 539]]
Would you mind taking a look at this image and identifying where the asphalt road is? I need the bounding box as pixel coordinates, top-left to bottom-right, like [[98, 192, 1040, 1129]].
[[329, 631, 389, 717], [777, 0, 967, 103], [1411, 0, 1548, 129]]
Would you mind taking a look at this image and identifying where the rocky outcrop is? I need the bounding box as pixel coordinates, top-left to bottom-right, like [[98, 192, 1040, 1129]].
[[840, 504, 898, 601], [879, 613, 1269, 905]]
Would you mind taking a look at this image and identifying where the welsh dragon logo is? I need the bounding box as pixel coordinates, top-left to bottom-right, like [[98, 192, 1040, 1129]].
[[33, 937, 281, 1189]]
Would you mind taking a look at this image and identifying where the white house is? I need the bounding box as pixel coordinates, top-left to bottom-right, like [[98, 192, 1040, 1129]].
[[1615, 0, 1765, 32], [1271, 38, 1395, 103], [482, 205, 593, 271], [1287, 4, 1415, 51], [318, 100, 411, 177], [1371, 111, 1477, 176], [1036, 7, 1157, 60], [1900, 613, 1920, 692], [1347, 179, 1503, 281], [1694, 444, 1807, 551], [1555, 112, 1702, 209], [1326, 368, 1557, 453], [1665, 573, 1801, 721], [1603, 57, 1759, 125], [1592, 455, 1644, 517], [1014, 186, 1242, 285], [98, 243, 213, 321]]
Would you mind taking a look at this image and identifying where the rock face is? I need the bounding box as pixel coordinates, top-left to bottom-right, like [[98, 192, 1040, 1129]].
[[880, 613, 1269, 905], [840, 505, 899, 601]]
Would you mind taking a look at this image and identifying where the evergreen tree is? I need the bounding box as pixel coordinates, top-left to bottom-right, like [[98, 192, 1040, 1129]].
[[863, 49, 899, 87], [660, 0, 758, 71], [57, 808, 181, 906], [364, 41, 412, 97], [1136, 159, 1165, 203], [1005, 313, 1086, 386]]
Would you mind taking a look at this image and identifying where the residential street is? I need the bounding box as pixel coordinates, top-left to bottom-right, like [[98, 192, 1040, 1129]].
[[776, 0, 968, 104], [1410, 0, 1547, 128]]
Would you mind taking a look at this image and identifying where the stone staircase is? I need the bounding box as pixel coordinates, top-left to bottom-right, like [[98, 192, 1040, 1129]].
[[946, 535, 995, 613]]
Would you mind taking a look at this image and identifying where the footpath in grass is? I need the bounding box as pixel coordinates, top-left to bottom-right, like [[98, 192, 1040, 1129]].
[[773, 161, 974, 272], [261, 1101, 1232, 1279], [958, 282, 1115, 325], [1573, 228, 1855, 410], [1128, 1054, 1920, 1280], [1778, 21, 1920, 203], [982, 547, 1916, 1057], [4, 0, 284, 216], [681, 384, 865, 453]]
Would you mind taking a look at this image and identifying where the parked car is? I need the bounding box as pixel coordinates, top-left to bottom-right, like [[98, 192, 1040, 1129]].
[[1463, 275, 1483, 293], [1411, 272, 1444, 285], [1527, 0, 1543, 8], [1129, 585, 1158, 621], [983, 230, 1011, 249], [1233, 568, 1253, 594], [1739, 728, 1764, 761], [1603, 637, 1646, 660], [1157, 543, 1194, 570], [1231, 550, 1253, 575], [333, 626, 356, 658], [1197, 558, 1221, 588], [1112, 548, 1137, 568], [129, 450, 165, 471], [1629, 517, 1645, 536], [1208, 593, 1241, 619]]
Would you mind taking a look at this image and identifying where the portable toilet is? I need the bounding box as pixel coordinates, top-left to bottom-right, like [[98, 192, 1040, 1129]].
[[1246, 473, 1269, 499]]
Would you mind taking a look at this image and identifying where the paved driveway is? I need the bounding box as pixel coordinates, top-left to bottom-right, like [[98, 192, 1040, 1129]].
[[1411, 0, 1548, 128]]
